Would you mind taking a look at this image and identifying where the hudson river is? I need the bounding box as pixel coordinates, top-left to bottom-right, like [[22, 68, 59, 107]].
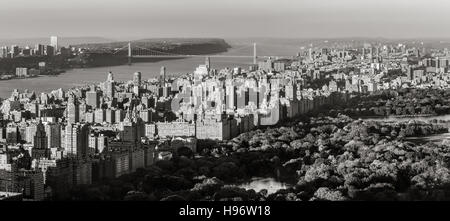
[[0, 40, 301, 98]]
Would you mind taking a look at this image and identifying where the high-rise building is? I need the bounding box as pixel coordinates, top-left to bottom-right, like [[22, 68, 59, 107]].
[[32, 121, 49, 159], [1, 170, 45, 201], [133, 72, 142, 96], [65, 123, 90, 159], [115, 109, 124, 123], [67, 94, 79, 124], [86, 89, 100, 108], [0, 46, 9, 58], [71, 159, 92, 185], [50, 36, 58, 53], [21, 47, 31, 56], [45, 122, 61, 149], [285, 83, 298, 100], [26, 124, 37, 144], [105, 72, 115, 98], [105, 109, 116, 124], [407, 66, 414, 80], [10, 45, 19, 57], [107, 71, 114, 82], [88, 134, 97, 155], [35, 44, 45, 56], [97, 134, 107, 153], [118, 122, 138, 143], [226, 84, 237, 110], [85, 112, 94, 123], [205, 57, 211, 70], [133, 72, 141, 86], [160, 66, 166, 86], [45, 45, 54, 56], [94, 109, 106, 124], [79, 102, 87, 123], [6, 125, 19, 144], [236, 87, 249, 109]]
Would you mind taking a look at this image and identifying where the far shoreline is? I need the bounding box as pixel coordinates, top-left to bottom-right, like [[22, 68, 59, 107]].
[[0, 49, 231, 83]]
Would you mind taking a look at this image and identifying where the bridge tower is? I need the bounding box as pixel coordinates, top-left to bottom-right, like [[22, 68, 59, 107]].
[[128, 42, 132, 65], [253, 43, 257, 64]]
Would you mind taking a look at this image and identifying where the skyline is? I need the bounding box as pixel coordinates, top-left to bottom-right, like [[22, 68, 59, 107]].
[[4, 0, 450, 208], [2, 0, 450, 39]]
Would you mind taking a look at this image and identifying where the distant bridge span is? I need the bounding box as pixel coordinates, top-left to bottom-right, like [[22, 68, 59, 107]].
[[129, 55, 258, 58], [112, 42, 290, 65]]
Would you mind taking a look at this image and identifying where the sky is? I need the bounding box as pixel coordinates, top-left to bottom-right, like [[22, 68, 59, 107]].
[[1, 0, 450, 40]]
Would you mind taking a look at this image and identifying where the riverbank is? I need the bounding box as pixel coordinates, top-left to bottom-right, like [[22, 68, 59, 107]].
[[0, 69, 66, 81], [0, 39, 301, 98], [0, 54, 254, 99], [0, 38, 231, 82]]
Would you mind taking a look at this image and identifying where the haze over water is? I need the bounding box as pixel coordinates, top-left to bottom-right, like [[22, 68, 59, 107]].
[[0, 40, 301, 98]]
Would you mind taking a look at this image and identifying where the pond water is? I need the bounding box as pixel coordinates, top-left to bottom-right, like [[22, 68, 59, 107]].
[[361, 115, 450, 145], [238, 177, 290, 195], [361, 115, 450, 122], [405, 132, 450, 145]]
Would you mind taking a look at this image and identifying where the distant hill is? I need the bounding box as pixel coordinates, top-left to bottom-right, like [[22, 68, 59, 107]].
[[69, 38, 231, 67], [74, 38, 231, 51], [0, 37, 115, 47]]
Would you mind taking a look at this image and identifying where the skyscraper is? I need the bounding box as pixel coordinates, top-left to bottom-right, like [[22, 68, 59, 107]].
[[26, 124, 37, 144], [133, 72, 142, 86], [205, 57, 211, 70], [133, 72, 142, 96], [107, 71, 114, 82], [45, 45, 54, 56], [35, 44, 45, 56], [115, 109, 124, 123], [50, 36, 58, 54], [11, 45, 19, 57], [0, 46, 8, 58], [106, 109, 116, 124], [67, 94, 79, 124], [160, 66, 166, 87], [45, 122, 61, 149], [86, 89, 100, 108], [94, 108, 106, 124], [32, 121, 49, 159], [105, 72, 115, 98], [65, 123, 90, 159]]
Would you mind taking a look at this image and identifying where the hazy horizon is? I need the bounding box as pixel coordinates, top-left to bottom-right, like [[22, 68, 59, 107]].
[[2, 0, 450, 40]]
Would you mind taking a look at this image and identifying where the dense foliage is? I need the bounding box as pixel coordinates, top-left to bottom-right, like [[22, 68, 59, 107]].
[[328, 88, 450, 117], [61, 115, 450, 201]]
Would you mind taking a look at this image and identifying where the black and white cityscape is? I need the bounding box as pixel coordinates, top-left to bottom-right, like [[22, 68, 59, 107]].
[[3, 0, 450, 203]]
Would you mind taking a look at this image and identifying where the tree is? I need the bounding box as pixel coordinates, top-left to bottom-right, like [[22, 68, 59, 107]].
[[177, 146, 194, 158], [311, 187, 347, 201]]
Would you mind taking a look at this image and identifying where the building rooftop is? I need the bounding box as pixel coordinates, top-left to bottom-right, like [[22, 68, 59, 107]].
[[0, 191, 22, 200]]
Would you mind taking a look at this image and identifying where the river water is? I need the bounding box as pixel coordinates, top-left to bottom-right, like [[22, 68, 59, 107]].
[[0, 40, 302, 98]]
